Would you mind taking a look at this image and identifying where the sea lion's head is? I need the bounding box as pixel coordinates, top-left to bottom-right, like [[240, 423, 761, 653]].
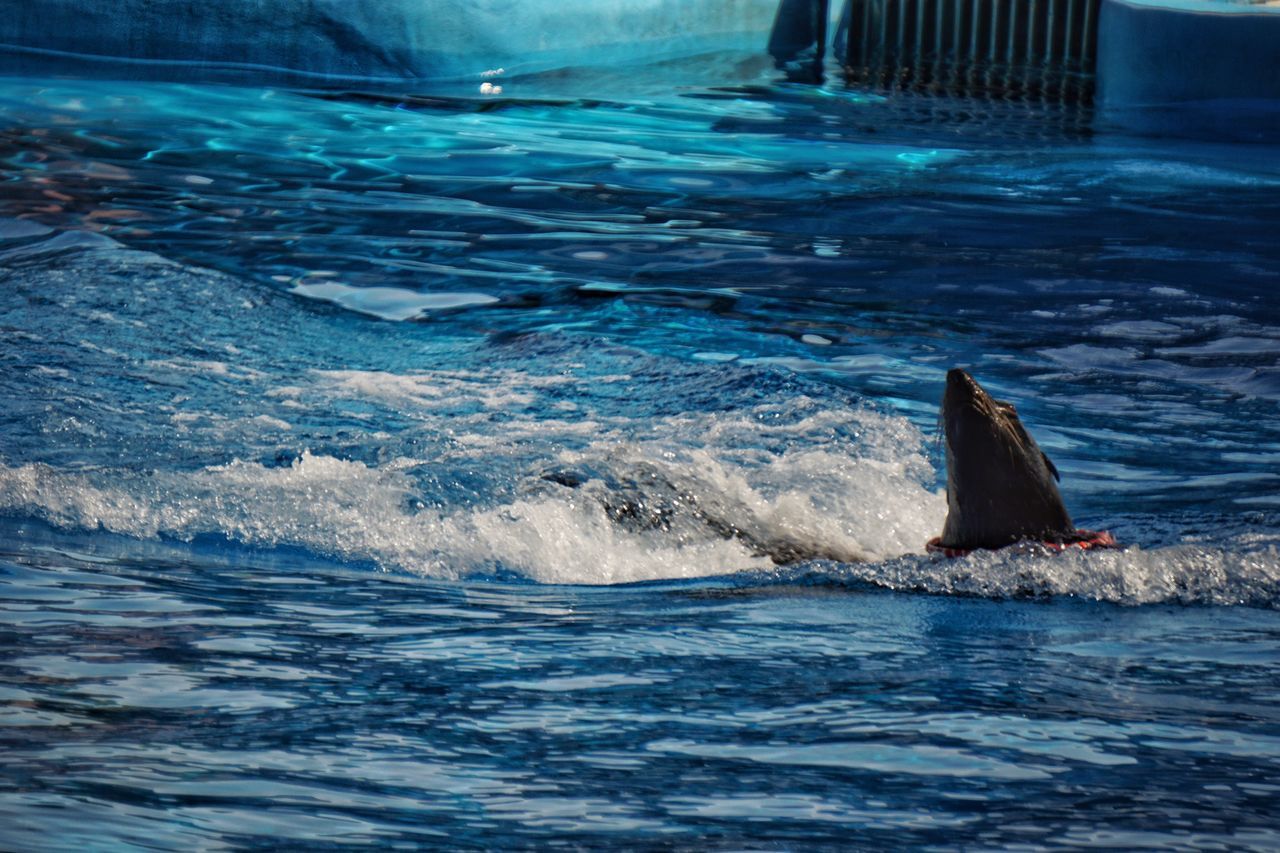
[[939, 368, 1075, 550]]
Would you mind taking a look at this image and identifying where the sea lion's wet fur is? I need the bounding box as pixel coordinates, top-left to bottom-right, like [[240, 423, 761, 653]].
[[939, 369, 1077, 550], [536, 462, 859, 565]]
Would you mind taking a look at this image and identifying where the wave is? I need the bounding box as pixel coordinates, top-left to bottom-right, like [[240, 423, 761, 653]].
[[4, 447, 1278, 607], [782, 539, 1280, 609], [0, 411, 945, 586]]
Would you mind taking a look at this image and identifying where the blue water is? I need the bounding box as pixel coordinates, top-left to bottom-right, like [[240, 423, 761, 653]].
[[1, 69, 1279, 848]]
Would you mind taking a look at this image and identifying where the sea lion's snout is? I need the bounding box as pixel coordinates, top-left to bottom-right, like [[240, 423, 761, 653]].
[[943, 368, 985, 412], [941, 368, 995, 450], [945, 367, 973, 389]]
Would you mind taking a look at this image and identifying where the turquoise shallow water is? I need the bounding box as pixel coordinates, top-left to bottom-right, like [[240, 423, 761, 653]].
[[1, 70, 1279, 847]]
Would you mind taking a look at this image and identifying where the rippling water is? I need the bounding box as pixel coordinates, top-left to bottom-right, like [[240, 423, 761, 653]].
[[1, 68, 1279, 848]]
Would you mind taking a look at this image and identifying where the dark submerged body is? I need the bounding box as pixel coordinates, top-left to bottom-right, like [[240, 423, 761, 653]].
[[939, 369, 1078, 551]]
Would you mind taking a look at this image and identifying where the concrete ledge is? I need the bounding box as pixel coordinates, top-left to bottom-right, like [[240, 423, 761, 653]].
[[1098, 0, 1280, 106]]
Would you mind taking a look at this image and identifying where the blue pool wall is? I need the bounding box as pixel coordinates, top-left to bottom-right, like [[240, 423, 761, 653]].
[[0, 0, 1277, 116], [1098, 0, 1280, 107], [0, 0, 780, 86]]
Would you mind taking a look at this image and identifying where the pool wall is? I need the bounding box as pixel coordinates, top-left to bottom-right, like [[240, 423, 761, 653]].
[[1, 0, 1277, 115], [0, 0, 781, 86], [1097, 0, 1280, 106]]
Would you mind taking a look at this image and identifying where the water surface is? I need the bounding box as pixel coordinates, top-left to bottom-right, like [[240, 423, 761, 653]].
[[1, 70, 1278, 847]]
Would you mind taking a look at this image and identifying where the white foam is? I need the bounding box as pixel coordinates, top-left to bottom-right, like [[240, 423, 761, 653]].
[[3, 448, 1278, 604], [549, 441, 945, 566], [0, 453, 768, 584], [0, 395, 946, 585], [448, 495, 772, 584], [835, 540, 1280, 607], [304, 368, 577, 414]]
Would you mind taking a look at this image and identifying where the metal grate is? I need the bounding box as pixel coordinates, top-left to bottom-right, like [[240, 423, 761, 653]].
[[836, 0, 1100, 103]]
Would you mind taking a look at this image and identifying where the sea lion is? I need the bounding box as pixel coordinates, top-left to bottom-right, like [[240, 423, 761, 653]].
[[933, 368, 1100, 553]]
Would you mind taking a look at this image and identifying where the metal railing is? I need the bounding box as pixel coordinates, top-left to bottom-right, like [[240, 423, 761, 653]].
[[837, 0, 1100, 102]]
